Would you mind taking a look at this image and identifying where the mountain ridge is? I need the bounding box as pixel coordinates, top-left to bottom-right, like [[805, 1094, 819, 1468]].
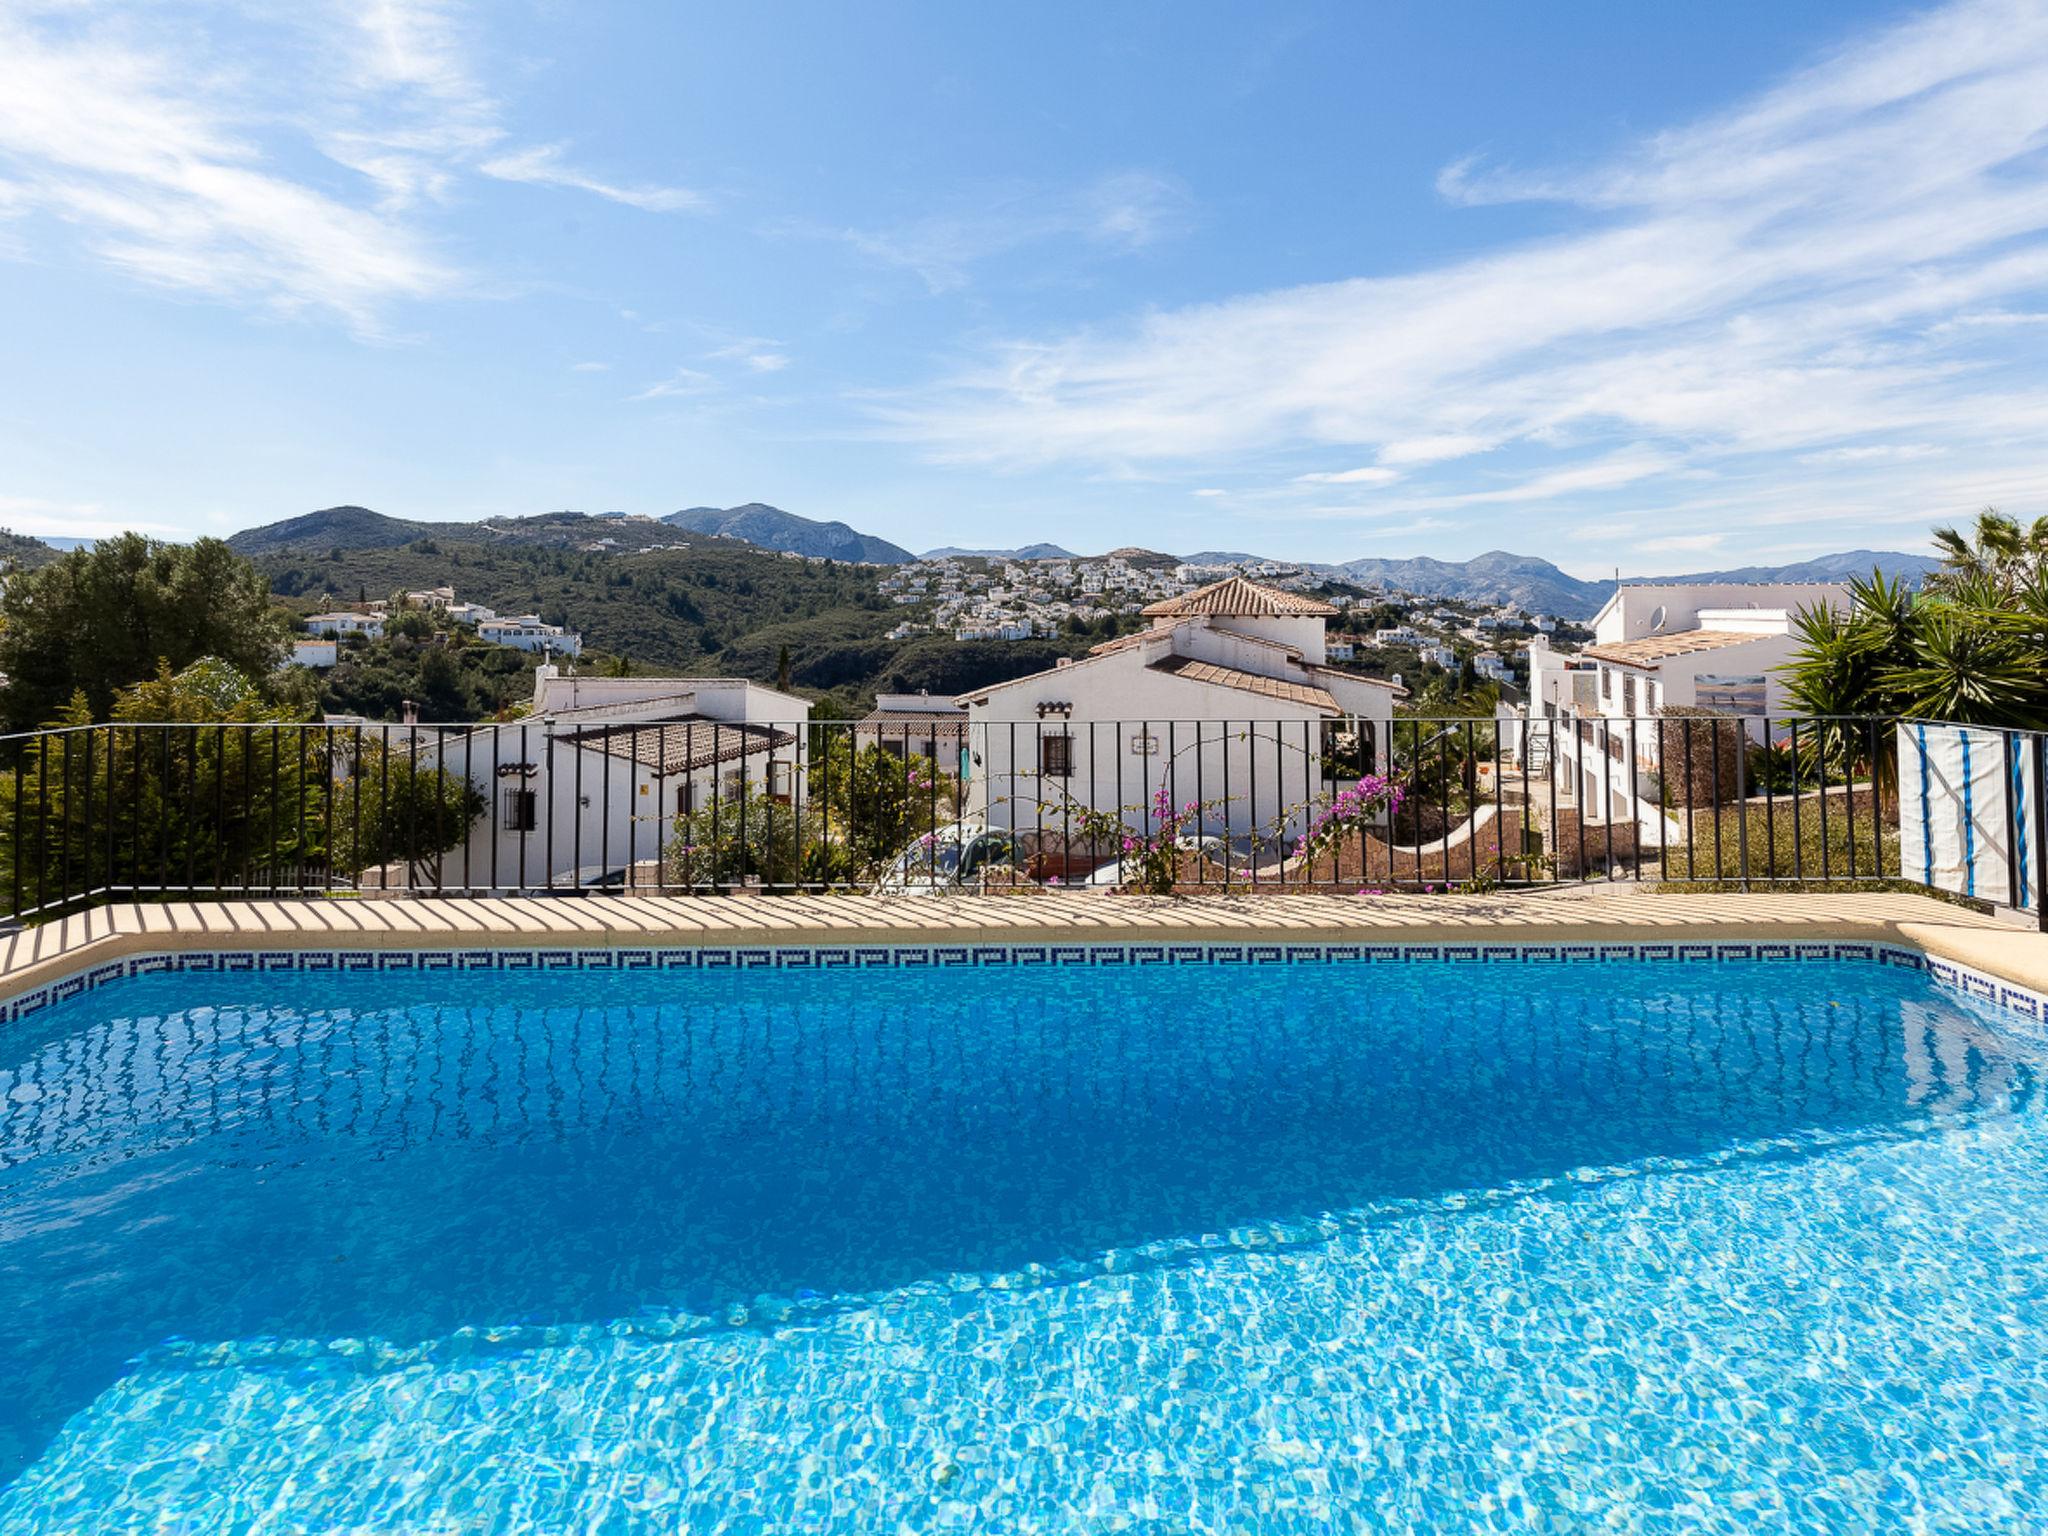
[[216, 506, 1938, 621], [922, 543, 1079, 561], [663, 503, 913, 564]]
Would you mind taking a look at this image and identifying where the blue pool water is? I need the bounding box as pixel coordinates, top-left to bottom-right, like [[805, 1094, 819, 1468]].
[[1, 953, 2046, 1531]]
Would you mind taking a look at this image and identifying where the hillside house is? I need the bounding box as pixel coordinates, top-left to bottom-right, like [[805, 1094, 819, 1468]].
[[305, 612, 384, 640], [405, 667, 809, 890], [1515, 581, 1850, 829], [477, 614, 584, 657], [957, 577, 1402, 846]]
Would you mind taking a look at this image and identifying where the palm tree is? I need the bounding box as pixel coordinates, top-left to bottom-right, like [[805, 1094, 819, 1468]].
[[1927, 508, 2048, 599], [1779, 571, 1917, 793], [1781, 560, 2048, 738]]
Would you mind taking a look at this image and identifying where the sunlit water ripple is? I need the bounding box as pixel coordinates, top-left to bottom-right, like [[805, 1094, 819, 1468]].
[[1, 957, 2045, 1532]]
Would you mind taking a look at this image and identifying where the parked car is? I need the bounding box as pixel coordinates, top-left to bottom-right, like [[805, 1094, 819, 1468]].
[[875, 822, 1039, 893]]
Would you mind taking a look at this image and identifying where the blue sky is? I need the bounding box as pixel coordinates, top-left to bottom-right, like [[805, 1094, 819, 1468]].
[[3, 0, 2046, 576]]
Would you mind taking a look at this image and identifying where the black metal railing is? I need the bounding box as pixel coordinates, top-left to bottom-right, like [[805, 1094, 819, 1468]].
[[0, 712, 2039, 924]]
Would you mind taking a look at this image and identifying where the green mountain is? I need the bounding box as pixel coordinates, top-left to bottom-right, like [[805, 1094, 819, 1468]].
[[0, 529, 61, 573], [663, 503, 914, 564], [254, 531, 1103, 717], [230, 506, 687, 557]]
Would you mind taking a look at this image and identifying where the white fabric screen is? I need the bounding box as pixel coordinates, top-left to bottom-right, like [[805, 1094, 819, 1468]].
[[1898, 723, 2040, 910]]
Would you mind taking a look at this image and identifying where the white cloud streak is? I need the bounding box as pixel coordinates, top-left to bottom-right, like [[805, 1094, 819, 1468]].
[[480, 145, 703, 213], [874, 0, 2048, 551], [0, 3, 456, 330], [820, 170, 1191, 294], [0, 0, 698, 332], [630, 367, 716, 401]]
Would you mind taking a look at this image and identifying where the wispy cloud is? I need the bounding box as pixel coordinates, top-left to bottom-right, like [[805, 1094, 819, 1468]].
[[706, 340, 790, 373], [817, 170, 1191, 293], [873, 0, 2048, 550], [630, 367, 716, 401], [1294, 466, 1401, 486], [0, 493, 178, 539], [0, 0, 699, 332], [480, 145, 703, 213], [1637, 532, 1725, 555], [0, 4, 457, 331]]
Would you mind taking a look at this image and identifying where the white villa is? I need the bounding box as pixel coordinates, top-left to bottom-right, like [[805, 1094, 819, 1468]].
[[957, 576, 1402, 844], [404, 667, 808, 890], [304, 611, 385, 640], [1515, 581, 1850, 829], [477, 614, 584, 657]]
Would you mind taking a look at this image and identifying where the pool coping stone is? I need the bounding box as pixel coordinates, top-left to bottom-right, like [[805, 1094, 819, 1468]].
[[2, 891, 2044, 1005]]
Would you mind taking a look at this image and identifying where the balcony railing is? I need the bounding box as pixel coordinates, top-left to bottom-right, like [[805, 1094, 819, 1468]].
[[0, 714, 2038, 927]]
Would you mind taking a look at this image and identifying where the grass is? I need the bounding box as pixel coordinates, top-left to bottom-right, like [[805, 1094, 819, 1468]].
[[1654, 795, 1900, 886]]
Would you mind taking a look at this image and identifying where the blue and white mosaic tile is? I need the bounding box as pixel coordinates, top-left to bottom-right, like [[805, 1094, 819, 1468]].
[[1, 937, 2041, 1028]]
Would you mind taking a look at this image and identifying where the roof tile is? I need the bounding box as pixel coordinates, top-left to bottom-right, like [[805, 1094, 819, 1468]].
[[1141, 576, 1339, 619]]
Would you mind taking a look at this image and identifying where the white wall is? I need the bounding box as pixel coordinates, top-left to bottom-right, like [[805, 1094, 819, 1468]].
[[1591, 583, 1847, 645], [405, 720, 803, 891], [963, 651, 1376, 843]]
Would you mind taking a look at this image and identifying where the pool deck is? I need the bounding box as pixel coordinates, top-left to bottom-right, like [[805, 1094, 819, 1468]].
[[2, 890, 2045, 1001]]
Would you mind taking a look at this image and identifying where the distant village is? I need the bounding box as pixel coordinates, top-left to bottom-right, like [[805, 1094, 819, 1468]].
[[284, 543, 1582, 697], [293, 585, 584, 668], [875, 551, 1570, 689]]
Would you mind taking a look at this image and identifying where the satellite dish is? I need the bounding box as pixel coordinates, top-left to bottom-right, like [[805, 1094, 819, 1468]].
[[1648, 605, 1667, 632]]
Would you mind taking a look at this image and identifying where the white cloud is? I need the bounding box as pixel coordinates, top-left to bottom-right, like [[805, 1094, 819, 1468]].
[[630, 367, 716, 401], [819, 170, 1191, 293], [480, 145, 703, 214], [873, 0, 2048, 547], [704, 339, 790, 373], [1192, 487, 1228, 497], [0, 6, 456, 330], [0, 494, 179, 539], [1798, 442, 1947, 464], [1636, 532, 1725, 555], [570, 360, 611, 372], [0, 1, 701, 331], [1294, 466, 1401, 485], [1376, 434, 1495, 467]]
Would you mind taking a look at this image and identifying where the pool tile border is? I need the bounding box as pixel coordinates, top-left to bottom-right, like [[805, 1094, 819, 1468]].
[[7, 939, 2044, 1031]]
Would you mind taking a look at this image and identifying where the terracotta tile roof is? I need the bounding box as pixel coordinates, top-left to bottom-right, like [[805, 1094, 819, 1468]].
[[857, 707, 969, 740], [1581, 630, 1763, 667], [560, 715, 796, 774], [1140, 576, 1339, 619], [1148, 654, 1339, 712], [1084, 619, 1312, 658], [1087, 622, 1183, 656]]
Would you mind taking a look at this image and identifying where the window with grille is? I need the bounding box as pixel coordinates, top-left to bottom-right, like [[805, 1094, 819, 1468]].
[[501, 788, 537, 832], [1621, 674, 1637, 715], [1040, 733, 1073, 777]]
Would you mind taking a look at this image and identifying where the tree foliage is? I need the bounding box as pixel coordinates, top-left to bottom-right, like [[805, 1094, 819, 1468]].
[[0, 660, 481, 914], [812, 736, 961, 880], [1781, 522, 2048, 734], [0, 535, 291, 730]]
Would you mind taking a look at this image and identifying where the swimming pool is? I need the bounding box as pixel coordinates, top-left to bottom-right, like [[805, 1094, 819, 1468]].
[[2, 942, 2046, 1531]]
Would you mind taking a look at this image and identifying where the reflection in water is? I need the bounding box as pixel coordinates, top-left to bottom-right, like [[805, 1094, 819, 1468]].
[[0, 959, 2043, 1530]]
